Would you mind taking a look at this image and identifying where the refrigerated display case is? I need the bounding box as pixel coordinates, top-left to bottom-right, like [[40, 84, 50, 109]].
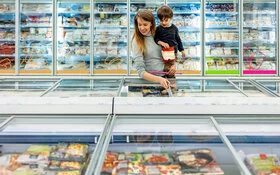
[[0, 115, 110, 175], [168, 0, 201, 75], [216, 117, 280, 175], [94, 115, 250, 175], [0, 0, 15, 74], [56, 0, 90, 74], [19, 0, 53, 74], [121, 78, 277, 97], [129, 0, 164, 75], [93, 0, 128, 75], [205, 0, 240, 75], [242, 0, 277, 76]]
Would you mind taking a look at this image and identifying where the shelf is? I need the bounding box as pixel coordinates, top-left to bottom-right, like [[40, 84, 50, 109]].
[[206, 55, 238, 58], [58, 25, 90, 28], [59, 11, 90, 15], [206, 70, 239, 75], [0, 39, 15, 42], [21, 25, 51, 28], [21, 12, 52, 15], [20, 54, 52, 57], [21, 39, 52, 42], [94, 12, 126, 14], [0, 54, 15, 57], [243, 26, 275, 29], [206, 40, 238, 43], [0, 25, 15, 28], [243, 11, 276, 15], [206, 26, 238, 29], [206, 12, 238, 15], [174, 11, 200, 14]]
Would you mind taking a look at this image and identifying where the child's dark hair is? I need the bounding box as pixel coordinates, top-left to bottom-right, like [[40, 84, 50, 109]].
[[157, 5, 173, 20]]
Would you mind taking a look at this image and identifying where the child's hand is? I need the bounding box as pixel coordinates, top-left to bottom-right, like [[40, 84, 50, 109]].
[[158, 41, 169, 48], [181, 50, 186, 58], [168, 64, 176, 77]]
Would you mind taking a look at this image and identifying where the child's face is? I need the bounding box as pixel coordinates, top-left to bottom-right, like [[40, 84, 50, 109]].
[[160, 18, 172, 27]]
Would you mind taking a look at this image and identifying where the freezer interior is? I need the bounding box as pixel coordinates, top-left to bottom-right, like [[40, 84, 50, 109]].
[[96, 116, 248, 175], [0, 115, 108, 175]]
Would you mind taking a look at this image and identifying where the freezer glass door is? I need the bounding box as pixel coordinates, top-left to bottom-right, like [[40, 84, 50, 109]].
[[216, 117, 280, 175], [168, 0, 201, 75], [242, 0, 277, 75], [230, 79, 274, 97], [205, 0, 239, 75], [56, 0, 90, 75], [129, 0, 164, 75], [256, 79, 280, 95], [97, 116, 248, 175], [19, 0, 53, 75], [44, 78, 122, 97], [123, 78, 247, 97], [93, 0, 128, 75], [175, 79, 246, 97], [0, 79, 57, 96], [0, 0, 15, 74], [0, 115, 108, 175]]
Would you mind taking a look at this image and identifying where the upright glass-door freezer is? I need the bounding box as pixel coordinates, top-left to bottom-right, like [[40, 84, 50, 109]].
[[167, 0, 201, 75], [242, 0, 277, 76], [0, 0, 15, 74], [93, 0, 128, 75], [56, 0, 90, 75], [129, 0, 164, 75], [94, 116, 250, 175], [205, 0, 240, 75], [19, 0, 53, 75]]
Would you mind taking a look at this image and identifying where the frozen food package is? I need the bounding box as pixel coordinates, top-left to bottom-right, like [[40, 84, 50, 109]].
[[143, 152, 173, 165], [64, 144, 88, 162], [145, 165, 182, 175], [111, 160, 145, 175], [25, 144, 52, 155], [245, 153, 280, 175], [60, 161, 83, 171], [117, 153, 142, 163], [174, 149, 224, 175], [17, 154, 49, 164], [56, 170, 81, 175], [49, 143, 68, 161]]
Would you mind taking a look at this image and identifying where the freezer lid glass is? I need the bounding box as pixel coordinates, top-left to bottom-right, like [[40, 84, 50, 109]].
[[216, 117, 280, 136], [215, 116, 280, 175], [44, 78, 122, 97], [97, 116, 248, 175], [0, 79, 57, 97], [123, 78, 247, 97], [0, 115, 107, 135]]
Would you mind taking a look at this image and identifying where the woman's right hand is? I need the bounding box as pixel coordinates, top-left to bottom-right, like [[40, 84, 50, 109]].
[[159, 77, 170, 89]]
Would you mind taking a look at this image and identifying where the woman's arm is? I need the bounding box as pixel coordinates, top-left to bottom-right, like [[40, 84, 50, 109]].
[[142, 72, 170, 89]]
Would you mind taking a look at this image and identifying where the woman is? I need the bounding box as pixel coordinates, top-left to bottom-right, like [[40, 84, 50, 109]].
[[131, 10, 176, 89]]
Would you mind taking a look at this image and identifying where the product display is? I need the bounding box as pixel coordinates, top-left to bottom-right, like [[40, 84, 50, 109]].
[[57, 2, 90, 74], [0, 3, 15, 73], [167, 1, 201, 74], [101, 149, 224, 175], [93, 1, 127, 74], [19, 2, 53, 74], [242, 1, 277, 75], [205, 1, 239, 75], [0, 143, 91, 175]]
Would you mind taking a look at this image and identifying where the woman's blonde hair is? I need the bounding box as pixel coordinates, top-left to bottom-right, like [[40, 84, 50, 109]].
[[131, 10, 156, 55]]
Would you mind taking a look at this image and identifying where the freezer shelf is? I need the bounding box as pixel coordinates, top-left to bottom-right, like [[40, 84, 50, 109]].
[[43, 78, 122, 97], [0, 115, 110, 175], [95, 116, 249, 175], [216, 117, 280, 175]]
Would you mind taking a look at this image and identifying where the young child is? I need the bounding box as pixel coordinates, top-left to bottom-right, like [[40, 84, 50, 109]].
[[154, 5, 186, 78]]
